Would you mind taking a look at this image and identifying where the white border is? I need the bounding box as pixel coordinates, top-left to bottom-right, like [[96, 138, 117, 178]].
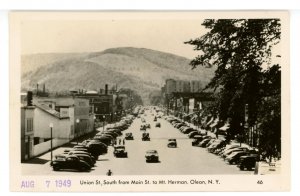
[[1, 1, 300, 196]]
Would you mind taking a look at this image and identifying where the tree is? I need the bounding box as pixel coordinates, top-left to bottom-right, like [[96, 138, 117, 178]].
[[185, 19, 281, 159]]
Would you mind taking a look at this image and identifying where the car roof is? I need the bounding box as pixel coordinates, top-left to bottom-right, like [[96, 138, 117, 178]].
[[146, 150, 157, 153]]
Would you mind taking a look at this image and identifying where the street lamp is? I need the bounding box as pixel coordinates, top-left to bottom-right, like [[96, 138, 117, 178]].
[[103, 115, 105, 131], [76, 119, 80, 144], [93, 115, 96, 131], [49, 123, 53, 165]]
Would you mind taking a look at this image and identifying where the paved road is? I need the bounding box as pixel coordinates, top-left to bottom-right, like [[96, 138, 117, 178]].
[[22, 110, 253, 175]]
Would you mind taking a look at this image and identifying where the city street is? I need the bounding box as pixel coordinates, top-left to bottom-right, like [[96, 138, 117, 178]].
[[22, 110, 253, 175]]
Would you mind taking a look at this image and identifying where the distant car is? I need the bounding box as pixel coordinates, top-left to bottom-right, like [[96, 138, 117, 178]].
[[145, 150, 159, 163], [140, 124, 147, 131], [51, 155, 91, 171], [142, 132, 150, 141], [145, 123, 151, 129], [187, 131, 200, 138], [113, 145, 128, 158], [155, 122, 161, 128], [167, 139, 177, 148], [125, 132, 134, 140], [198, 138, 212, 147], [238, 155, 258, 170], [192, 136, 204, 146]]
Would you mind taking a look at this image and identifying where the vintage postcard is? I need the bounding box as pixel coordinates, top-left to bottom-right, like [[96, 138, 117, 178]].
[[10, 11, 290, 191]]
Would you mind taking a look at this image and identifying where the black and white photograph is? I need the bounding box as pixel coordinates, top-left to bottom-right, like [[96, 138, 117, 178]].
[[9, 11, 290, 191]]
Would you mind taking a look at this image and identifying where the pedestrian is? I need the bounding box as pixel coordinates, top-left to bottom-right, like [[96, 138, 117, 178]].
[[106, 169, 113, 176], [119, 138, 121, 145], [123, 139, 125, 145]]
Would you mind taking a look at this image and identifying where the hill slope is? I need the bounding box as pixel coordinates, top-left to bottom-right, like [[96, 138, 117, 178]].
[[21, 47, 215, 104]]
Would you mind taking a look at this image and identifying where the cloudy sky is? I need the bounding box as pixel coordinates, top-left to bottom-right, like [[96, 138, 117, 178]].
[[20, 13, 208, 59]]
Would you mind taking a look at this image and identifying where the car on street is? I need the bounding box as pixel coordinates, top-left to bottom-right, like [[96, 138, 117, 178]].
[[238, 155, 258, 170], [155, 122, 161, 128], [142, 132, 150, 141], [113, 145, 128, 158], [51, 155, 91, 171], [167, 139, 177, 148], [145, 123, 151, 129], [225, 151, 250, 164], [222, 147, 249, 158], [187, 131, 200, 138], [125, 132, 134, 140], [140, 124, 147, 131], [75, 154, 95, 167], [198, 138, 212, 147], [145, 150, 159, 163]]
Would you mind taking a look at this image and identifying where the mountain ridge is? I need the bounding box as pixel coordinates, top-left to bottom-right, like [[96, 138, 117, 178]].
[[21, 47, 215, 104]]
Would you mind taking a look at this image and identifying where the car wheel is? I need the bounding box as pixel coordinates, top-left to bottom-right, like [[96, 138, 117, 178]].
[[53, 166, 59, 171]]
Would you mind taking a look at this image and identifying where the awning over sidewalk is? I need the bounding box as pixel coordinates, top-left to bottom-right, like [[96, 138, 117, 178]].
[[219, 123, 230, 131], [210, 119, 219, 128], [206, 117, 214, 126]]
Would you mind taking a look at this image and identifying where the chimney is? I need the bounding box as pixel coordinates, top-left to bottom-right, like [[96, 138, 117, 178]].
[[27, 91, 33, 106], [105, 84, 108, 95]]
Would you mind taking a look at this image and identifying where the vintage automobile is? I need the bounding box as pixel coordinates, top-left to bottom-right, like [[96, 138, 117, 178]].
[[192, 136, 204, 146], [145, 123, 151, 129], [140, 124, 147, 131], [225, 151, 250, 164], [125, 132, 134, 140], [142, 132, 150, 141], [113, 145, 128, 158], [238, 155, 258, 170], [75, 154, 95, 167], [51, 155, 91, 171], [145, 150, 159, 163], [155, 122, 161, 128], [167, 139, 177, 148]]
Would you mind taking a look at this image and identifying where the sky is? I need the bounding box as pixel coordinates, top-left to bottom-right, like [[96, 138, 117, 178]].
[[21, 18, 207, 59]]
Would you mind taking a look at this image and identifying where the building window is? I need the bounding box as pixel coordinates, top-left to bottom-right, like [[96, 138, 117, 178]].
[[26, 118, 33, 132]]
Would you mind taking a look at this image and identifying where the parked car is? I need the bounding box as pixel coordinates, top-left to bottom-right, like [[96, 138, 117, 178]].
[[75, 154, 95, 167], [198, 138, 212, 147], [142, 132, 150, 141], [145, 123, 151, 129], [145, 150, 159, 163], [222, 147, 248, 159], [113, 145, 128, 158], [167, 139, 177, 148], [51, 155, 91, 171], [192, 136, 204, 146], [207, 140, 226, 153], [155, 122, 161, 128], [225, 151, 250, 164], [125, 132, 134, 140], [238, 155, 258, 170]]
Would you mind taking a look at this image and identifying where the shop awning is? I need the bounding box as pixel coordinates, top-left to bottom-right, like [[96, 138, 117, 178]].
[[206, 117, 214, 126], [210, 119, 219, 128], [219, 123, 230, 131]]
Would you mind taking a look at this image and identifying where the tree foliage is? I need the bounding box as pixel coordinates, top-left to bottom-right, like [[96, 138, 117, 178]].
[[185, 19, 281, 158]]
